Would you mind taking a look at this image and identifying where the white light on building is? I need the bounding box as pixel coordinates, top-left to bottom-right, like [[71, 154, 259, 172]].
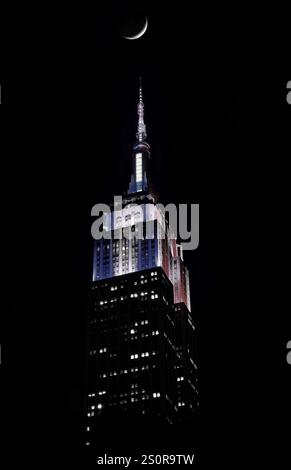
[[136, 153, 142, 183]]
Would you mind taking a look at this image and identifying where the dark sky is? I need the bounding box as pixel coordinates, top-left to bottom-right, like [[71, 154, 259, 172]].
[[0, 2, 290, 467]]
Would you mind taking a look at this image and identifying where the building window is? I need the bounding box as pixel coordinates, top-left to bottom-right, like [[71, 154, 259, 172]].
[[136, 153, 142, 183], [141, 352, 149, 357]]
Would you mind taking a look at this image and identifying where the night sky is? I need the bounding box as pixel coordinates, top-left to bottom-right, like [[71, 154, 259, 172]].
[[1, 2, 290, 467]]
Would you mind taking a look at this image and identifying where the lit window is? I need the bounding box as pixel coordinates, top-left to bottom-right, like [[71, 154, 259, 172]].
[[135, 153, 142, 183], [97, 404, 103, 410]]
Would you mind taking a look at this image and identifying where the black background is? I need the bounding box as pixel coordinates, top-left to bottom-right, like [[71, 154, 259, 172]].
[[0, 2, 290, 467]]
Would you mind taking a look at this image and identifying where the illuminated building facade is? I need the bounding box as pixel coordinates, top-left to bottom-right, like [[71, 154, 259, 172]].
[[85, 80, 198, 443]]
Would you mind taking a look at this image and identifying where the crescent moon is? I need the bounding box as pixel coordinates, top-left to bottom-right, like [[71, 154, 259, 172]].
[[123, 17, 148, 40]]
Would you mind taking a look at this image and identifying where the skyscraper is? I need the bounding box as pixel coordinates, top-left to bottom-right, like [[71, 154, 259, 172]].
[[85, 79, 198, 446]]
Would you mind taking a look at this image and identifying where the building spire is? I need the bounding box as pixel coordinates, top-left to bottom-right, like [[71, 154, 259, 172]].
[[128, 76, 152, 196], [136, 76, 147, 142]]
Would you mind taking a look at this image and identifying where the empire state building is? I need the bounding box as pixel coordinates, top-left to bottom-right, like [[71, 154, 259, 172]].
[[85, 79, 198, 446]]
